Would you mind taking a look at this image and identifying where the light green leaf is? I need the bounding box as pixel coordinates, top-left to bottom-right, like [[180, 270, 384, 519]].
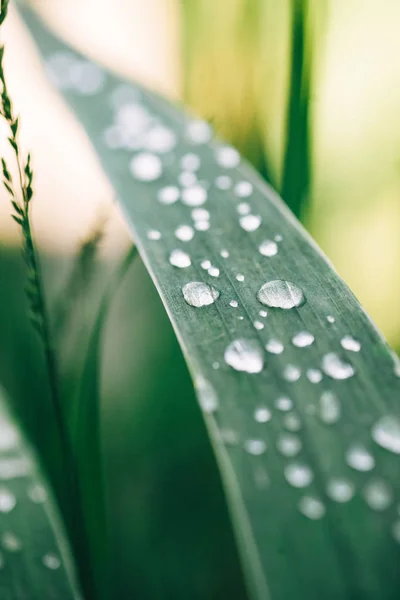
[[0, 386, 81, 599], [23, 7, 400, 600]]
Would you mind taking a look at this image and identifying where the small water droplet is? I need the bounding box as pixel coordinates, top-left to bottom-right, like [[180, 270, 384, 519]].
[[363, 479, 392, 511], [201, 260, 211, 270], [0, 419, 19, 451], [215, 175, 232, 190], [346, 444, 375, 472], [319, 391, 341, 424], [254, 407, 272, 423], [253, 465, 269, 488], [169, 249, 191, 268], [277, 433, 301, 457], [182, 282, 220, 307], [175, 225, 195, 242], [372, 415, 400, 454], [192, 208, 210, 221], [259, 310, 268, 318], [220, 249, 229, 258], [265, 339, 284, 354], [208, 267, 220, 277], [236, 274, 245, 282], [327, 315, 335, 324], [0, 457, 30, 479], [144, 125, 176, 153], [306, 368, 323, 383], [240, 214, 261, 232], [275, 396, 293, 411], [259, 240, 278, 257], [0, 487, 16, 513], [180, 153, 201, 171], [340, 335, 361, 352], [253, 321, 264, 330], [244, 439, 266, 455], [2, 532, 21, 552], [275, 234, 283, 242], [229, 300, 238, 308], [392, 520, 400, 543], [298, 496, 326, 520], [212, 362, 220, 370], [194, 220, 209, 231], [179, 171, 197, 187], [283, 412, 302, 432], [147, 229, 161, 241], [234, 181, 253, 197], [196, 378, 218, 414], [284, 463, 313, 488], [326, 478, 355, 503], [130, 152, 162, 181], [224, 339, 264, 373], [237, 202, 251, 216], [257, 280, 305, 309], [219, 428, 239, 445], [321, 353, 355, 380], [187, 120, 212, 144], [42, 553, 61, 570], [292, 331, 315, 348], [158, 185, 180, 205], [181, 184, 208, 207], [283, 365, 301, 382], [28, 484, 47, 504], [215, 146, 240, 168]]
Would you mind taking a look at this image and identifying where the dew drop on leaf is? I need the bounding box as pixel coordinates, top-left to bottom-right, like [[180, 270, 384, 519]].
[[0, 418, 19, 451], [0, 487, 16, 513], [254, 407, 272, 423], [234, 181, 253, 197], [283, 365, 301, 382], [292, 331, 315, 348], [208, 267, 220, 277], [283, 413, 302, 432], [392, 520, 400, 543], [229, 300, 238, 308], [340, 335, 361, 352], [265, 339, 284, 354], [192, 208, 210, 221], [42, 553, 61, 570], [186, 120, 212, 144], [28, 484, 47, 504], [2, 532, 22, 552], [147, 229, 161, 241], [277, 433, 302, 457], [239, 214, 261, 232], [345, 444, 375, 472], [201, 260, 211, 270], [253, 321, 264, 330], [321, 353, 355, 380], [129, 152, 162, 181], [257, 280, 305, 309], [275, 396, 293, 411], [215, 146, 240, 168], [237, 202, 251, 215], [371, 415, 400, 454], [284, 463, 313, 488], [224, 339, 264, 373], [196, 378, 218, 414], [181, 184, 208, 207], [326, 478, 355, 503], [363, 479, 393, 511], [180, 153, 201, 171], [169, 249, 191, 269], [220, 249, 229, 258], [258, 239, 278, 257], [319, 391, 341, 424], [157, 185, 180, 205], [306, 368, 323, 383], [244, 439, 266, 455], [179, 171, 197, 187], [236, 274, 245, 282], [327, 315, 335, 324], [144, 125, 176, 153], [175, 225, 194, 242], [259, 310, 268, 318], [215, 175, 232, 190], [298, 496, 326, 520], [182, 282, 220, 307]]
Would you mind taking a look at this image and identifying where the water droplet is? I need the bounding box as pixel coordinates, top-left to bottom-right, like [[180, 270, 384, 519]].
[[2, 532, 21, 552], [236, 274, 245, 282], [158, 185, 180, 205], [283, 412, 302, 432], [259, 310, 268, 318], [144, 125, 176, 153], [277, 433, 301, 457], [180, 153, 201, 171], [147, 229, 161, 241], [0, 457, 30, 479], [187, 120, 212, 144], [341, 335, 361, 352], [275, 396, 293, 411], [194, 220, 210, 231], [234, 181, 253, 197], [237, 202, 251, 215], [182, 282, 220, 307], [215, 146, 240, 168], [0, 419, 19, 451], [175, 225, 194, 242], [220, 249, 229, 258], [284, 463, 313, 488], [253, 465, 269, 488], [275, 234, 283, 242], [130, 152, 162, 181], [321, 353, 355, 380], [363, 479, 392, 511], [257, 280, 305, 309], [372, 415, 400, 454], [196, 378, 218, 413], [258, 239, 278, 258], [265, 339, 284, 354], [319, 391, 341, 424], [229, 300, 238, 308], [283, 365, 301, 382], [70, 60, 105, 95], [244, 439, 266, 455], [201, 260, 211, 270], [178, 171, 197, 187], [224, 339, 264, 373], [169, 249, 191, 268], [239, 214, 261, 232], [219, 428, 239, 445], [326, 478, 355, 503], [392, 520, 400, 543], [306, 368, 323, 383], [192, 208, 210, 221], [0, 487, 16, 513], [253, 321, 264, 330], [181, 184, 207, 207], [43, 553, 61, 570], [208, 267, 220, 277], [298, 496, 326, 520], [394, 363, 400, 377], [292, 331, 315, 348], [254, 407, 272, 423], [215, 175, 232, 190], [327, 315, 335, 324], [346, 444, 375, 472], [28, 484, 47, 503], [212, 362, 220, 370]]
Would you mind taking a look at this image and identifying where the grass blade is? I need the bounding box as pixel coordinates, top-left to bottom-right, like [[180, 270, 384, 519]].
[[23, 8, 400, 600]]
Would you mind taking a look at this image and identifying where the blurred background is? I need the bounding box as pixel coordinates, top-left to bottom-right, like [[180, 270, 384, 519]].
[[0, 1, 399, 598]]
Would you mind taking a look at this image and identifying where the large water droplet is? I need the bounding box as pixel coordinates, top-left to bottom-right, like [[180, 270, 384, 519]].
[[265, 339, 284, 354], [259, 240, 278, 257], [292, 331, 315, 348], [371, 415, 400, 454], [130, 152, 162, 181], [319, 391, 341, 424], [158, 185, 179, 205], [169, 249, 191, 268], [257, 280, 305, 309], [244, 439, 267, 455], [240, 214, 261, 232], [182, 282, 220, 307], [284, 463, 313, 488], [326, 478, 355, 503], [215, 146, 240, 168], [321, 353, 355, 380], [175, 225, 195, 242], [277, 433, 301, 457], [181, 184, 208, 207], [346, 444, 375, 472], [298, 496, 325, 520], [0, 487, 16, 513], [363, 479, 392, 511], [340, 335, 361, 352], [224, 339, 264, 373]]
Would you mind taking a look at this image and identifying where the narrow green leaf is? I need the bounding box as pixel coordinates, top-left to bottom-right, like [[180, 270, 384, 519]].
[[0, 385, 81, 598], [23, 8, 400, 600]]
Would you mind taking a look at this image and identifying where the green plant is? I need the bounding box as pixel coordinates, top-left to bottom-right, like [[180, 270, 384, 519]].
[[1, 3, 400, 600]]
